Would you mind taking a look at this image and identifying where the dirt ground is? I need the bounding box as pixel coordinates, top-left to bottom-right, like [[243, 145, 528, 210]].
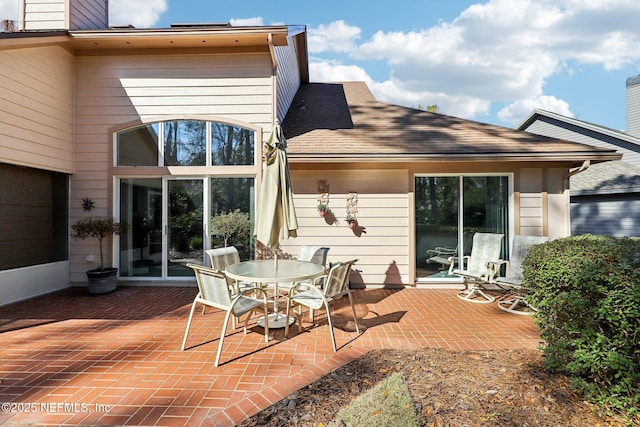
[[239, 348, 635, 427]]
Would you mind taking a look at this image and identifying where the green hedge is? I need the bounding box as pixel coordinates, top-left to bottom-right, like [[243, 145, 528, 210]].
[[523, 235, 640, 418]]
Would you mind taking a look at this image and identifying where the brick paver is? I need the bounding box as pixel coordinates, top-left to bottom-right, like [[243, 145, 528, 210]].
[[0, 285, 540, 426]]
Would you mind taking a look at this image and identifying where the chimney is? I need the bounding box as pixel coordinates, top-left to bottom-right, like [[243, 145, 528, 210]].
[[626, 74, 640, 138], [19, 0, 108, 31]]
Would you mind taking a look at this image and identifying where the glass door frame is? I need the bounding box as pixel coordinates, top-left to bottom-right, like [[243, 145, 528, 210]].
[[414, 172, 514, 283]]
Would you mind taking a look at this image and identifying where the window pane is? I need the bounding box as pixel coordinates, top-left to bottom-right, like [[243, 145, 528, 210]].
[[211, 123, 255, 165], [0, 164, 68, 270], [463, 176, 509, 257], [210, 177, 255, 260], [168, 180, 204, 276], [119, 178, 162, 277], [164, 120, 206, 166], [415, 176, 459, 279], [117, 124, 159, 166]]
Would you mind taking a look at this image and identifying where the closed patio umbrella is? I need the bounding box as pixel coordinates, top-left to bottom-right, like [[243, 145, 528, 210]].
[[254, 122, 298, 259]]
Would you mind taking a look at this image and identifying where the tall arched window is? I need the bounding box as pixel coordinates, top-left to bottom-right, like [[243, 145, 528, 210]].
[[116, 120, 255, 167], [114, 120, 257, 280]]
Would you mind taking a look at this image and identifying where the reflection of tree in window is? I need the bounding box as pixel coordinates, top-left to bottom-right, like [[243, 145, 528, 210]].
[[211, 123, 254, 165], [164, 120, 206, 166], [415, 177, 458, 228], [210, 177, 254, 257]]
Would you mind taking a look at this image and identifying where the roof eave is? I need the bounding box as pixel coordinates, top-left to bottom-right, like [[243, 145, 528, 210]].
[[518, 108, 640, 144], [69, 26, 290, 44], [288, 152, 623, 164]]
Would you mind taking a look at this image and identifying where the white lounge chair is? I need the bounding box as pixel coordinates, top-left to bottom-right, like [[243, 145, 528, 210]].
[[492, 235, 549, 315], [451, 232, 504, 303]]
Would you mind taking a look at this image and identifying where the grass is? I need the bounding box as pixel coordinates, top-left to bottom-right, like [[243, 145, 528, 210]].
[[331, 372, 419, 427]]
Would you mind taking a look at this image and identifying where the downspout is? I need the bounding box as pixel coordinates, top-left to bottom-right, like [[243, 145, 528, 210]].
[[563, 160, 590, 236]]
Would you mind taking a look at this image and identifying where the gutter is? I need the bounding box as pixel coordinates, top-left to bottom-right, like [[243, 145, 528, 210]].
[[564, 160, 590, 185]]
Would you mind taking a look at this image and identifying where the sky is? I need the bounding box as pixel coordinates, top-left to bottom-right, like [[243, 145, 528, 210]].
[[1, 0, 640, 131]]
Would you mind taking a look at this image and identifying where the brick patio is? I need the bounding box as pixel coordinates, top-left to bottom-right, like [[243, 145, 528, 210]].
[[0, 285, 540, 426]]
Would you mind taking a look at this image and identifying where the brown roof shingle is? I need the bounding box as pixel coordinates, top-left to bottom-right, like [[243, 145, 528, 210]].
[[282, 82, 621, 164]]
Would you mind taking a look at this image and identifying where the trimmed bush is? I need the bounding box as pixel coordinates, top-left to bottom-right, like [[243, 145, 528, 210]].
[[523, 235, 640, 418]]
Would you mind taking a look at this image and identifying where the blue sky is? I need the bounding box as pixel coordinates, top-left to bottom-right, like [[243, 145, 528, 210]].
[[2, 0, 640, 130]]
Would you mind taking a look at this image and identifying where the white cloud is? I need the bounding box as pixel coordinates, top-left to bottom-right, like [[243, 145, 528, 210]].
[[230, 17, 264, 26], [308, 0, 640, 125], [310, 57, 371, 83], [498, 96, 574, 124], [307, 20, 360, 54], [109, 0, 167, 28]]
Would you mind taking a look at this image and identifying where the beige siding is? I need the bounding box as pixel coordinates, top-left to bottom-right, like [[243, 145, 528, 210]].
[[22, 0, 65, 30], [69, 0, 108, 30], [0, 46, 74, 173], [517, 167, 570, 239], [518, 168, 544, 236], [21, 0, 106, 30], [274, 36, 301, 123], [286, 169, 410, 286], [547, 167, 569, 239], [70, 51, 274, 282]]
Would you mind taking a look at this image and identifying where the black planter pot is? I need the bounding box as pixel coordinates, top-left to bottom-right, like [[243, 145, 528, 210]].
[[86, 268, 118, 295]]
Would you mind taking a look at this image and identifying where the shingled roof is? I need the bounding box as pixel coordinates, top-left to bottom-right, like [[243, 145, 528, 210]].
[[282, 82, 621, 164]]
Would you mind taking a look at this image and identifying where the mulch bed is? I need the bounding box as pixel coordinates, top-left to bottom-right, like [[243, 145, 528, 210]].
[[239, 348, 633, 426]]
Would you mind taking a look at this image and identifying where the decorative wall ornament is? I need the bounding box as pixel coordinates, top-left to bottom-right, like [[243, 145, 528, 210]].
[[346, 191, 358, 228], [317, 192, 329, 217], [317, 179, 330, 217], [82, 198, 95, 211]]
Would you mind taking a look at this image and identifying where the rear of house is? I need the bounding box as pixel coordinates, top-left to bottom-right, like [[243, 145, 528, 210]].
[[0, 0, 621, 305], [280, 82, 619, 286]]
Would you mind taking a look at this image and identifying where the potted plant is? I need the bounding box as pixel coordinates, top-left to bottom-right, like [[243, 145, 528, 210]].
[[317, 203, 328, 217], [72, 216, 122, 295], [346, 214, 357, 229]]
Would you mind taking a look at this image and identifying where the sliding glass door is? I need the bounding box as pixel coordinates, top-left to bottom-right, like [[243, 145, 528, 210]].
[[118, 177, 254, 280], [415, 175, 509, 281]]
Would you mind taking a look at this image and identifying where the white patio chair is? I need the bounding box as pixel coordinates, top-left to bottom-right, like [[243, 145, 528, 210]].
[[284, 259, 360, 351], [182, 263, 270, 367], [205, 246, 260, 328], [206, 246, 258, 289], [276, 245, 329, 294], [297, 246, 330, 320], [492, 235, 549, 315], [451, 232, 504, 303]]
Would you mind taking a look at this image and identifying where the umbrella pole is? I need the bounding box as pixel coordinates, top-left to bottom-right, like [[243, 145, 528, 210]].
[[273, 247, 279, 320], [273, 248, 278, 270]]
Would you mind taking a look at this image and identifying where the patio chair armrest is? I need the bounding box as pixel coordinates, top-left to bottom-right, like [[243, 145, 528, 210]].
[[448, 255, 469, 274], [486, 259, 508, 282], [287, 276, 325, 296]]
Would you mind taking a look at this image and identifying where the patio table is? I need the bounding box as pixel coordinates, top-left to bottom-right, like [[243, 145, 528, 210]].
[[225, 259, 325, 328]]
